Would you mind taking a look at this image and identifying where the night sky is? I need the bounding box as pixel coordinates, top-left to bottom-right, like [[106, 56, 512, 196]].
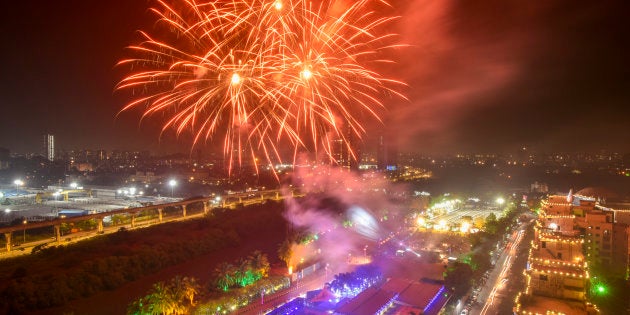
[[0, 0, 629, 155]]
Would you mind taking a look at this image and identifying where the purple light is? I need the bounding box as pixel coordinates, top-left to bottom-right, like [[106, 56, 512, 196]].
[[423, 285, 446, 313]]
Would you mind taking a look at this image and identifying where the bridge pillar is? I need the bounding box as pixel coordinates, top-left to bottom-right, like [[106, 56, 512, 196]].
[[131, 215, 136, 228], [203, 202, 209, 215], [54, 225, 61, 243], [182, 205, 187, 217], [4, 232, 11, 252], [97, 218, 104, 233], [275, 192, 280, 200], [158, 208, 163, 222], [239, 197, 243, 203]]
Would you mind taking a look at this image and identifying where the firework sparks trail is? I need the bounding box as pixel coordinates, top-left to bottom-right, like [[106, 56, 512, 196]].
[[117, 0, 405, 173]]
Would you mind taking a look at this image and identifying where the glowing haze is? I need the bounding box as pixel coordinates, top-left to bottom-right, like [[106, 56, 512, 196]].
[[117, 0, 405, 172], [283, 163, 404, 272]]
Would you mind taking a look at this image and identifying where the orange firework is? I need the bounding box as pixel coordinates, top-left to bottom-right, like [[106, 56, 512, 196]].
[[117, 0, 405, 173]]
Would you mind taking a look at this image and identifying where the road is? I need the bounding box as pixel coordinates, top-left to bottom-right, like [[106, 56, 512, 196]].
[[469, 222, 529, 315]]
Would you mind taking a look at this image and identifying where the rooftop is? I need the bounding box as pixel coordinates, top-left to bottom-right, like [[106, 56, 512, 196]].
[[518, 294, 588, 315], [381, 278, 444, 309], [335, 287, 397, 315]]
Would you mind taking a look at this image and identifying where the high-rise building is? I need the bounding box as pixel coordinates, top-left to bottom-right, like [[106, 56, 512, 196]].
[[0, 147, 9, 170], [44, 134, 55, 161], [328, 126, 359, 170], [96, 150, 107, 161], [377, 134, 397, 171]]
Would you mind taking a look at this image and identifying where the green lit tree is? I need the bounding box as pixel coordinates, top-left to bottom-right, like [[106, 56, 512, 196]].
[[214, 262, 236, 291], [127, 296, 146, 315], [235, 258, 253, 287]]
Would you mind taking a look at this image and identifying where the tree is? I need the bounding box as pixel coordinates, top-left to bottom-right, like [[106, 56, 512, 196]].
[[235, 258, 253, 287], [111, 214, 126, 226], [473, 217, 485, 229], [277, 240, 293, 268], [214, 262, 235, 291], [248, 251, 270, 278], [183, 277, 200, 306], [484, 213, 498, 234], [485, 213, 497, 222], [445, 262, 473, 296], [144, 282, 177, 315], [128, 276, 200, 315], [127, 296, 146, 315], [170, 276, 200, 306]]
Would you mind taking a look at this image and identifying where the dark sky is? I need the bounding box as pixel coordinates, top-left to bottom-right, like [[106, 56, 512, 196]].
[[0, 0, 629, 155]]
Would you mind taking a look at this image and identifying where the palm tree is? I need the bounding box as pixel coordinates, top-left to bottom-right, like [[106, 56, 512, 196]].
[[127, 296, 147, 315], [170, 276, 200, 306], [249, 250, 270, 278], [145, 282, 176, 315], [235, 258, 253, 287], [277, 240, 293, 268], [169, 276, 186, 304], [214, 262, 235, 291]]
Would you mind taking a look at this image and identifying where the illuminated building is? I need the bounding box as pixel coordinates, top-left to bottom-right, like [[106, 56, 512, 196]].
[[515, 194, 599, 315], [531, 181, 549, 193], [541, 193, 627, 276], [590, 203, 630, 279], [581, 212, 614, 268], [334, 278, 447, 315], [44, 134, 54, 161]]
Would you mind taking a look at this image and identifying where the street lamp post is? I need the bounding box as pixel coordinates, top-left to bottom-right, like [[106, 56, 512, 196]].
[[13, 179, 24, 195], [169, 179, 177, 198], [22, 219, 27, 243]]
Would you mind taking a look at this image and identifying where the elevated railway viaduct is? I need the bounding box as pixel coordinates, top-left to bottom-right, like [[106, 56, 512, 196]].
[[1, 189, 299, 252]]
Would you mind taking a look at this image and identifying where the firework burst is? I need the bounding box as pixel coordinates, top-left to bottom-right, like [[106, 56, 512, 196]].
[[117, 0, 405, 173]]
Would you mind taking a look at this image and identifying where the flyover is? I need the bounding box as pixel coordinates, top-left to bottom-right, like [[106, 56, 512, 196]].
[[1, 188, 300, 253]]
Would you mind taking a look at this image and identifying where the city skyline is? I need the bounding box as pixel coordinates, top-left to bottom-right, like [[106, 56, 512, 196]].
[[0, 0, 629, 155]]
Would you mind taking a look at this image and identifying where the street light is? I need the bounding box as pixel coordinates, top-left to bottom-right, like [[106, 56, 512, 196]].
[[13, 179, 24, 195], [169, 179, 177, 197], [22, 219, 27, 243], [70, 182, 78, 189], [496, 197, 505, 205], [416, 217, 426, 227], [596, 284, 607, 294]]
